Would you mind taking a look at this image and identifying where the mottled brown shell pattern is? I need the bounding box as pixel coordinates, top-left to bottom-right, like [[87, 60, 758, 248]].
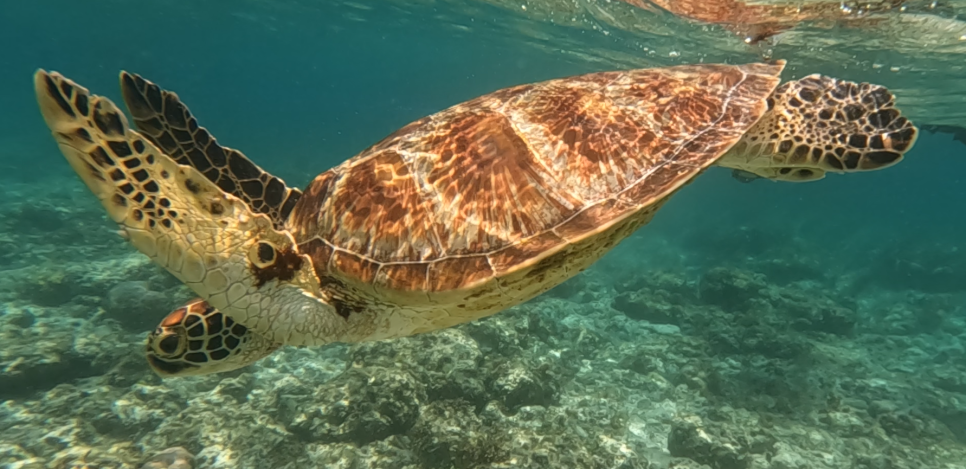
[[290, 62, 784, 298]]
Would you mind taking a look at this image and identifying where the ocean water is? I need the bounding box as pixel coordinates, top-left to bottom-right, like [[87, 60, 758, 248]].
[[1, 1, 965, 468]]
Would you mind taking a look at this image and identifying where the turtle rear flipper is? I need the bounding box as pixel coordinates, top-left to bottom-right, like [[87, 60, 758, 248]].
[[718, 75, 918, 182], [730, 168, 762, 183], [34, 70, 336, 345], [119, 71, 301, 229], [921, 124, 966, 147]]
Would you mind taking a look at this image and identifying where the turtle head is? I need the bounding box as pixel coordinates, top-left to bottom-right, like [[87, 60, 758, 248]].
[[146, 299, 280, 378]]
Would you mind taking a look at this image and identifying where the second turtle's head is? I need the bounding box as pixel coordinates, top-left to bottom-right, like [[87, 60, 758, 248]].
[[145, 299, 280, 378]]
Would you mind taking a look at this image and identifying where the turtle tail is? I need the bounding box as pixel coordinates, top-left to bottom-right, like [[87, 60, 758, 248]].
[[717, 75, 918, 182]]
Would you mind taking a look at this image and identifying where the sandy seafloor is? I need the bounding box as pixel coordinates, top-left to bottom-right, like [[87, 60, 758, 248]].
[[1, 164, 965, 469]]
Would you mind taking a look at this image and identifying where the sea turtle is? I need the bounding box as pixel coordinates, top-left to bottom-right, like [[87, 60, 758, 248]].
[[623, 0, 909, 44], [34, 60, 917, 377]]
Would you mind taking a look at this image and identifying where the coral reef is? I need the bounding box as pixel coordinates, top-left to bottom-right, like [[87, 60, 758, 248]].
[[1, 175, 965, 469]]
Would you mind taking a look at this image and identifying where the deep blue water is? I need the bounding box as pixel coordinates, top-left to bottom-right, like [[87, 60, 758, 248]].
[[2, 1, 592, 184]]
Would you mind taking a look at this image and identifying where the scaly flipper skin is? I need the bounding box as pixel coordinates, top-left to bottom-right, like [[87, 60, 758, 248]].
[[119, 72, 301, 229], [34, 70, 345, 347], [718, 74, 918, 181], [146, 299, 279, 377]]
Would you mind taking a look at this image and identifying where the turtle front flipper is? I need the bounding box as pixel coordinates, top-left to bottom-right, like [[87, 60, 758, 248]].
[[118, 72, 301, 229], [717, 75, 918, 182], [146, 299, 280, 377], [34, 70, 343, 347]]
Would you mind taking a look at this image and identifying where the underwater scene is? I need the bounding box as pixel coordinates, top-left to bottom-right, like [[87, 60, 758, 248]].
[[2, 0, 966, 468]]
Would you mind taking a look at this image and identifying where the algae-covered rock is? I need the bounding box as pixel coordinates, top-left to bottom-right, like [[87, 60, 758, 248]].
[[667, 459, 712, 468], [103, 281, 176, 332], [0, 306, 131, 401], [279, 366, 425, 445], [487, 358, 559, 412], [667, 420, 750, 469], [768, 442, 809, 469], [619, 353, 663, 376], [12, 265, 84, 308], [301, 436, 416, 469], [698, 268, 767, 312], [766, 290, 856, 337], [611, 270, 696, 325], [612, 290, 689, 325], [350, 329, 488, 409], [139, 447, 194, 469], [410, 400, 508, 468], [107, 383, 188, 437]]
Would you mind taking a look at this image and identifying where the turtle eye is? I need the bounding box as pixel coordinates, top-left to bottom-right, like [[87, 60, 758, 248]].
[[156, 333, 184, 356], [249, 241, 277, 268]]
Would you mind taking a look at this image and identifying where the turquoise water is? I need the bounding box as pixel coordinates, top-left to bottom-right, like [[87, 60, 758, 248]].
[[2, 1, 966, 468]]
